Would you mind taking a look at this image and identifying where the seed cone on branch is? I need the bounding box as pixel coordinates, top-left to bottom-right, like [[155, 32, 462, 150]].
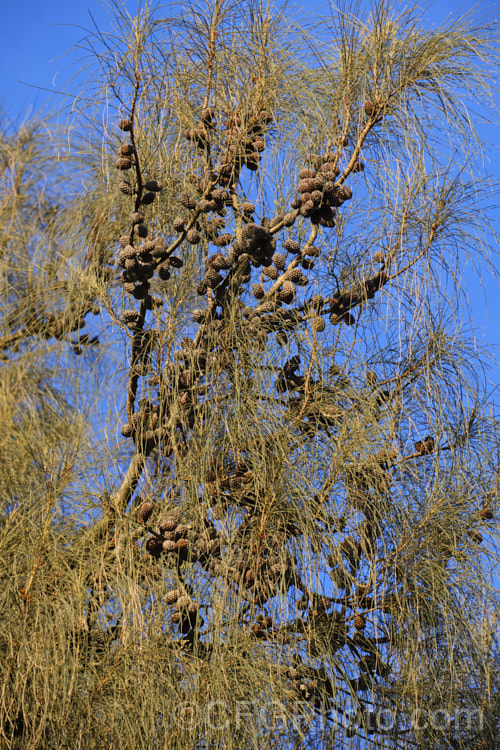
[[186, 228, 200, 245], [165, 589, 181, 605], [415, 435, 435, 455], [144, 179, 163, 192], [179, 193, 197, 209], [115, 157, 132, 170], [119, 180, 133, 195], [139, 501, 154, 523], [311, 316, 325, 332]]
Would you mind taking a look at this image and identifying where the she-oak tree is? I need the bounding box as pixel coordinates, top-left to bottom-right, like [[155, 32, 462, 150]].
[[0, 1, 499, 748]]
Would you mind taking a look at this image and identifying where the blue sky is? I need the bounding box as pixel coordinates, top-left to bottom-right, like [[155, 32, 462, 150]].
[[2, 1, 498, 112], [1, 0, 498, 402]]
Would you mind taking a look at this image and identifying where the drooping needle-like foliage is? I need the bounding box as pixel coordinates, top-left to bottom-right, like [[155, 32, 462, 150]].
[[0, 1, 498, 748]]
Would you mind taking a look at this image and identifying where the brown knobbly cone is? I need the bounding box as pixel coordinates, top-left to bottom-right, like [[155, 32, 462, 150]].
[[145, 179, 163, 192], [116, 157, 132, 170], [119, 117, 133, 131], [139, 501, 154, 523]]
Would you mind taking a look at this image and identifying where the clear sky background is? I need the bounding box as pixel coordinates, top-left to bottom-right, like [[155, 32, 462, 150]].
[[1, 0, 499, 403]]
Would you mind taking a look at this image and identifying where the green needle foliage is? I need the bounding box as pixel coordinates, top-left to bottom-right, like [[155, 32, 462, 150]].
[[0, 1, 499, 748]]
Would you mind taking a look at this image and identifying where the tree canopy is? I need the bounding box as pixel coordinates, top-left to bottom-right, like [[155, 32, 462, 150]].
[[0, 1, 499, 748]]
